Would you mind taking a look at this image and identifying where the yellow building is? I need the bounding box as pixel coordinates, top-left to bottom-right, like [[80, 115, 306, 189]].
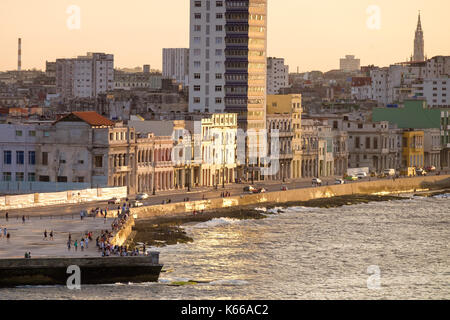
[[402, 130, 424, 168], [266, 94, 302, 179]]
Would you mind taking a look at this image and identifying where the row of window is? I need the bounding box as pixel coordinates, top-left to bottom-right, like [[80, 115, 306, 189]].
[[3, 151, 35, 165], [14, 130, 36, 137], [2, 172, 85, 183]]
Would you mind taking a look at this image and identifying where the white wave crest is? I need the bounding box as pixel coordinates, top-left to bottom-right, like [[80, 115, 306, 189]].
[[190, 218, 240, 229]]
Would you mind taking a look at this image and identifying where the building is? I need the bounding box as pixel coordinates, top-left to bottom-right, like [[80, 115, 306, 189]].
[[56, 52, 114, 99], [413, 77, 449, 108], [425, 56, 450, 78], [267, 57, 289, 95], [301, 119, 319, 178], [351, 77, 372, 100], [372, 99, 450, 169], [413, 13, 425, 62], [423, 128, 441, 169], [188, 0, 268, 181], [340, 55, 360, 72], [402, 130, 424, 168], [162, 48, 189, 87], [34, 112, 137, 193], [266, 94, 302, 180], [114, 71, 162, 91], [0, 123, 38, 187]]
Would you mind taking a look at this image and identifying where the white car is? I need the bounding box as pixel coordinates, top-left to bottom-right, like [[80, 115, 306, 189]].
[[136, 193, 149, 200], [335, 179, 345, 185], [356, 172, 367, 179], [131, 200, 144, 208], [312, 178, 322, 185], [107, 197, 121, 204]]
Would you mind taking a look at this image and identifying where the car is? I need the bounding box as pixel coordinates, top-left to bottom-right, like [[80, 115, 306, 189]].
[[344, 175, 358, 181], [280, 185, 289, 191], [253, 187, 267, 194], [356, 172, 367, 179], [383, 169, 396, 177], [425, 166, 436, 172], [312, 178, 322, 186], [243, 186, 256, 193], [136, 193, 149, 200], [130, 200, 144, 208], [107, 197, 121, 204], [335, 179, 345, 185], [416, 168, 427, 176]]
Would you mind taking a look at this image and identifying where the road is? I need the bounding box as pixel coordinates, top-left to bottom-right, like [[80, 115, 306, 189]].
[[0, 172, 444, 219]]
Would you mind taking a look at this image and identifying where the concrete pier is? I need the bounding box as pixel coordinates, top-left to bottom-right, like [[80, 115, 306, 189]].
[[0, 255, 163, 287]]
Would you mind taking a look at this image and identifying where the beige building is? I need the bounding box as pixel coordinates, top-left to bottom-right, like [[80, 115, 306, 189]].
[[266, 94, 302, 180]]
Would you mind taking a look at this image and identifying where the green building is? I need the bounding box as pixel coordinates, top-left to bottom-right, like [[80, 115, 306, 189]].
[[372, 99, 450, 168]]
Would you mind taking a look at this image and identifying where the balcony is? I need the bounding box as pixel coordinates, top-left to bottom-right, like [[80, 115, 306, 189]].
[[114, 166, 131, 173]]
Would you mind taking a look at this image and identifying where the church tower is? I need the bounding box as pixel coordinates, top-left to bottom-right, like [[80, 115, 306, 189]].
[[413, 12, 425, 62]]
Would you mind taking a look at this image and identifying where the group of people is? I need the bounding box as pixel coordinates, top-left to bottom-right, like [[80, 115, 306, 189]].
[[0, 225, 10, 241], [43, 229, 54, 241], [67, 231, 93, 252], [220, 191, 231, 198]]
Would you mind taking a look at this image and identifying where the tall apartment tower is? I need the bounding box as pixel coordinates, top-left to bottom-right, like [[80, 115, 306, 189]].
[[18, 38, 22, 72], [189, 0, 267, 129], [413, 12, 425, 62], [163, 48, 189, 86], [56, 52, 114, 99], [267, 57, 289, 94], [189, 0, 267, 180]]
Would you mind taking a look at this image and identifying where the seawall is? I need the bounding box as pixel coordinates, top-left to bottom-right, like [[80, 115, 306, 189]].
[[131, 175, 450, 219]]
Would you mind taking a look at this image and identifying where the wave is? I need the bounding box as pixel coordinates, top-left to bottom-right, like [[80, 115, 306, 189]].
[[432, 193, 450, 199], [189, 218, 241, 229]]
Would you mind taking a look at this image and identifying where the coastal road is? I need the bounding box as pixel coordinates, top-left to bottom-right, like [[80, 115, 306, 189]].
[[0, 173, 444, 219]]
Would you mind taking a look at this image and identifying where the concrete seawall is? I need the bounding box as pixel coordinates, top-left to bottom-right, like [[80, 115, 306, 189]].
[[131, 175, 450, 219]]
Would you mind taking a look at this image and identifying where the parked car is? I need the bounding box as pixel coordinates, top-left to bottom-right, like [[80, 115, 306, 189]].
[[243, 186, 256, 193], [107, 197, 121, 205], [345, 175, 358, 181], [383, 169, 396, 177], [312, 178, 322, 186], [130, 200, 144, 208], [280, 185, 289, 191], [136, 193, 149, 200], [356, 172, 367, 179], [335, 179, 345, 185], [425, 165, 436, 172], [416, 168, 427, 176], [253, 187, 267, 194]]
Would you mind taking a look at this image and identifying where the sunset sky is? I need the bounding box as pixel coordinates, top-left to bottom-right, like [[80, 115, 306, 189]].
[[0, 0, 449, 72]]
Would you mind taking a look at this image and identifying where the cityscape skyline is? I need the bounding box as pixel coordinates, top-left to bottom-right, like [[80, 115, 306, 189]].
[[1, 0, 449, 72]]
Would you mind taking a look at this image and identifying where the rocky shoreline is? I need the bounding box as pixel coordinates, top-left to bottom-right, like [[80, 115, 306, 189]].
[[128, 194, 408, 249]]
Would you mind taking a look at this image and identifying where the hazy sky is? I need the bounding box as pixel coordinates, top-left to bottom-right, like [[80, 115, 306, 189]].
[[0, 0, 449, 72]]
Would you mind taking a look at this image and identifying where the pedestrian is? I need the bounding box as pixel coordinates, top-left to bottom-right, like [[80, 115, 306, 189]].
[[25, 252, 29, 259], [5, 212, 8, 221], [50, 230, 54, 241], [80, 238, 84, 251], [22, 215, 25, 224], [80, 211, 83, 221], [85, 237, 89, 249], [43, 230, 47, 240], [6, 233, 10, 243], [68, 233, 72, 243], [74, 240, 78, 251], [28, 252, 31, 259], [142, 243, 146, 255], [67, 240, 71, 251]]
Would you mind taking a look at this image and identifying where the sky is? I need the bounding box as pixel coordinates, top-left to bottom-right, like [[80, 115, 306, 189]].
[[0, 0, 449, 72]]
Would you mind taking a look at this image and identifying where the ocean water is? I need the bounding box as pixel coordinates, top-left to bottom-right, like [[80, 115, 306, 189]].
[[1, 195, 449, 300]]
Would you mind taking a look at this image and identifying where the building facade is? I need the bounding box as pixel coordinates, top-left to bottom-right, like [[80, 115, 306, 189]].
[[267, 57, 289, 95], [162, 48, 190, 87], [340, 55, 360, 72]]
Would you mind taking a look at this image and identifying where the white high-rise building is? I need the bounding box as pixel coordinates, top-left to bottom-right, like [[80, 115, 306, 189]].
[[56, 52, 114, 99], [162, 48, 189, 87], [413, 78, 449, 108], [267, 57, 289, 95]]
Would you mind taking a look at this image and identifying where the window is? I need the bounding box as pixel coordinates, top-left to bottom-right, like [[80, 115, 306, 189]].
[[194, 97, 201, 104], [42, 152, 48, 166], [194, 61, 201, 68], [215, 73, 222, 79], [28, 151, 35, 165], [16, 151, 24, 165], [215, 98, 222, 104], [194, 25, 201, 32], [194, 73, 201, 79], [3, 151, 11, 165], [57, 176, 68, 183], [216, 25, 223, 32], [15, 130, 22, 136], [94, 156, 103, 168], [194, 1, 201, 7], [76, 177, 85, 183], [365, 137, 371, 149], [44, 131, 50, 137], [194, 85, 201, 91], [193, 37, 201, 45], [28, 130, 36, 137], [194, 13, 201, 19], [216, 1, 223, 7], [16, 172, 24, 182], [3, 172, 11, 181], [39, 176, 50, 182], [215, 85, 222, 92], [28, 173, 36, 182], [215, 49, 222, 56], [216, 13, 223, 19]]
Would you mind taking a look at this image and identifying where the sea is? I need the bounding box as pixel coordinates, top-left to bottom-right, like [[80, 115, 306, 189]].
[[1, 194, 449, 300]]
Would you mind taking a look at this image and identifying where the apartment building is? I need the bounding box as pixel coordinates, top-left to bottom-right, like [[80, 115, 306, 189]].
[[267, 57, 289, 95], [162, 48, 189, 87]]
